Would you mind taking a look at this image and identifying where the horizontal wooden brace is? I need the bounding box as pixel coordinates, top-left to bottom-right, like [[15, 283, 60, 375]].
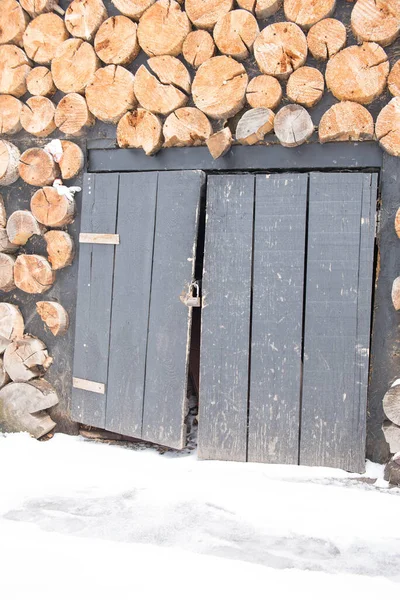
[[73, 377, 105, 395], [79, 233, 120, 245]]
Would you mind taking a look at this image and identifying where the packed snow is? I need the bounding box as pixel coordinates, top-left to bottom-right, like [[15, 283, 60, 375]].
[[1, 433, 399, 600]]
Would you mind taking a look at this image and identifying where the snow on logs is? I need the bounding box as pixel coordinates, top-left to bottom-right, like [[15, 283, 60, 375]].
[[253, 22, 307, 79], [134, 57, 190, 116], [14, 254, 55, 294], [18, 148, 59, 187], [117, 109, 163, 155], [138, 0, 191, 56], [0, 141, 20, 186], [0, 45, 31, 98], [319, 102, 374, 143], [36, 301, 69, 337]]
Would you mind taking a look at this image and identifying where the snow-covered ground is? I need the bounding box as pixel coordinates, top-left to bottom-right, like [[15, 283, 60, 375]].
[[1, 433, 399, 600]]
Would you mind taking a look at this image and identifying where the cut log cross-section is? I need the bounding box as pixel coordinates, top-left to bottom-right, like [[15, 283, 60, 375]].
[[192, 56, 248, 119], [44, 230, 75, 270], [246, 75, 282, 110], [326, 43, 389, 104], [163, 107, 212, 147], [236, 108, 275, 145], [383, 385, 400, 426], [14, 254, 55, 294], [36, 301, 69, 336], [0, 45, 31, 98], [388, 60, 400, 97], [213, 10, 259, 60], [133, 58, 189, 116], [26, 67, 56, 97], [65, 0, 108, 41], [23, 14, 69, 65], [138, 0, 191, 56], [20, 96, 56, 138], [319, 101, 374, 143], [351, 0, 400, 47], [52, 39, 100, 94], [20, 0, 65, 18], [391, 274, 400, 308], [94, 16, 139, 65], [185, 0, 233, 30], [59, 141, 84, 180], [6, 210, 43, 245], [117, 109, 163, 155], [0, 0, 30, 47], [0, 96, 23, 135], [54, 94, 95, 136], [111, 0, 155, 19], [206, 127, 232, 159], [0, 379, 58, 438], [383, 422, 400, 454], [286, 66, 324, 107], [86, 65, 136, 123], [284, 0, 336, 29], [0, 229, 19, 254], [31, 186, 75, 227], [376, 98, 400, 157], [254, 22, 308, 79], [0, 253, 16, 292], [19, 148, 59, 186], [0, 358, 10, 389], [0, 141, 20, 187], [237, 0, 282, 20], [0, 303, 24, 354], [274, 104, 314, 147], [3, 335, 53, 382], [182, 30, 215, 68], [307, 18, 347, 60]]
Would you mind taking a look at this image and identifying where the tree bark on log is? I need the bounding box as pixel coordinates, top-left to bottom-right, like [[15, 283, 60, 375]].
[[182, 30, 215, 68], [0, 379, 58, 438], [26, 67, 56, 97], [0, 303, 24, 354], [19, 148, 59, 186], [59, 141, 84, 180], [319, 101, 374, 143], [383, 385, 400, 426], [117, 109, 163, 155], [237, 0, 282, 20], [246, 75, 282, 110], [213, 10, 259, 60], [163, 107, 212, 147], [206, 127, 232, 159], [86, 65, 136, 123], [0, 357, 10, 389], [0, 229, 19, 254], [94, 16, 139, 65], [325, 43, 389, 104], [274, 104, 314, 147], [0, 141, 20, 187], [284, 0, 336, 29], [0, 95, 23, 135], [192, 56, 248, 119], [23, 14, 68, 65], [20, 0, 64, 18], [286, 66, 324, 107], [111, 0, 155, 20], [20, 96, 56, 138], [351, 0, 400, 47], [376, 98, 400, 157], [36, 301, 69, 336], [31, 186, 75, 227], [6, 210, 44, 245], [133, 63, 188, 115], [54, 93, 95, 136], [0, 45, 31, 97], [254, 22, 307, 79], [65, 0, 108, 42], [52, 39, 100, 94], [307, 18, 347, 60], [138, 0, 191, 56], [0, 0, 30, 47], [4, 335, 52, 382], [383, 421, 400, 454], [185, 0, 232, 30], [44, 230, 75, 270], [14, 254, 55, 293], [236, 107, 274, 145], [0, 253, 16, 292]]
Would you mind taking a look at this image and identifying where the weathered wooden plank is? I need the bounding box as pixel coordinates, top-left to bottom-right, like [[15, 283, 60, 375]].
[[300, 173, 376, 472], [105, 172, 158, 437], [248, 174, 308, 464], [79, 233, 120, 245], [71, 173, 119, 428], [72, 377, 105, 395], [141, 171, 204, 449], [198, 174, 254, 461]]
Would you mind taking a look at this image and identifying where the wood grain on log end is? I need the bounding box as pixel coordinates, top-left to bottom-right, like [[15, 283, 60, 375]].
[[19, 148, 59, 186], [319, 101, 374, 143], [246, 75, 282, 110], [388, 60, 400, 97], [111, 0, 155, 20], [254, 22, 307, 79], [134, 62, 188, 116], [20, 96, 56, 138], [36, 301, 69, 336], [0, 195, 5, 229], [0, 229, 19, 254], [236, 108, 274, 145], [26, 67, 56, 97], [0, 253, 16, 292], [6, 210, 44, 245], [65, 0, 108, 41], [206, 127, 232, 159], [274, 104, 314, 147], [23, 14, 68, 65], [383, 384, 400, 426], [163, 107, 212, 147], [52, 38, 100, 94], [20, 0, 63, 18], [138, 0, 191, 56], [55, 93, 95, 136], [284, 0, 336, 29], [0, 0, 30, 47], [14, 254, 55, 293], [237, 0, 282, 20], [182, 30, 215, 68], [117, 109, 163, 155], [0, 303, 24, 353], [0, 140, 20, 187], [4, 335, 53, 382], [185, 0, 233, 30], [351, 0, 400, 47], [86, 65, 136, 123], [307, 18, 346, 60], [44, 230, 75, 270], [376, 98, 400, 157], [0, 357, 10, 389], [0, 45, 31, 97], [286, 66, 324, 107], [213, 10, 259, 61], [0, 95, 23, 135], [95, 16, 139, 65], [383, 421, 400, 454], [59, 141, 84, 180], [31, 186, 75, 227], [395, 207, 400, 238]]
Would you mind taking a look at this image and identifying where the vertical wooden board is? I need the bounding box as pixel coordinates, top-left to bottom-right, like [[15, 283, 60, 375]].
[[247, 174, 308, 464], [105, 173, 158, 437], [198, 174, 254, 461], [141, 171, 204, 449], [300, 173, 376, 472], [71, 173, 119, 428]]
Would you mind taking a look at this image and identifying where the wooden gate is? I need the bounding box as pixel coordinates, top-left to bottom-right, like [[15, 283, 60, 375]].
[[199, 172, 378, 472], [71, 170, 204, 449]]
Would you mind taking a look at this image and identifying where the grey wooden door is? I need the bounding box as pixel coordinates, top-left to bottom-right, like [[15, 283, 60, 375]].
[[199, 172, 377, 471], [71, 170, 204, 448]]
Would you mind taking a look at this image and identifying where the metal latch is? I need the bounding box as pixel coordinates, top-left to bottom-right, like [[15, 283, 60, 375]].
[[180, 281, 202, 308]]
